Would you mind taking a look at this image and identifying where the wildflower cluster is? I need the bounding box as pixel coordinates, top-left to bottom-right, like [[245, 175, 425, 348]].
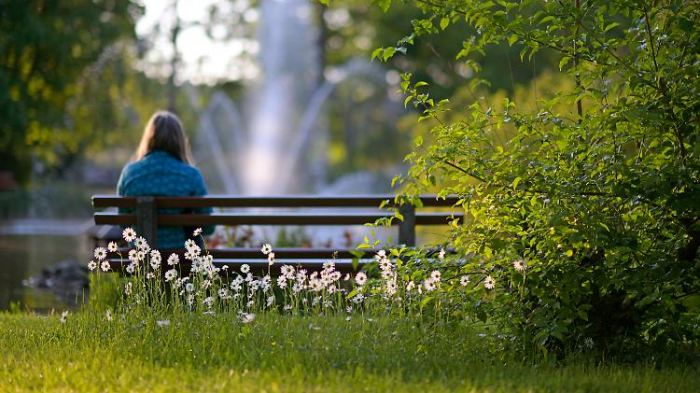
[[86, 227, 529, 326]]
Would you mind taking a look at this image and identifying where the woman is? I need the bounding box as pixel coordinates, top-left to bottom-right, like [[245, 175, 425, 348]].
[[117, 111, 215, 249]]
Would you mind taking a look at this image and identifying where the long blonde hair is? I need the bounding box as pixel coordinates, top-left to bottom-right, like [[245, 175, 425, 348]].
[[133, 111, 194, 164]]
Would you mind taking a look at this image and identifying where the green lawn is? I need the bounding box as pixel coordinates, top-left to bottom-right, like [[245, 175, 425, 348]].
[[1, 312, 697, 392]]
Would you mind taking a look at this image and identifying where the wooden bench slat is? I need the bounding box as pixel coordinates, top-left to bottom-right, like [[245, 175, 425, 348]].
[[94, 212, 462, 226], [92, 194, 462, 208], [113, 247, 364, 259], [158, 213, 393, 226], [107, 259, 367, 274], [94, 213, 137, 225]]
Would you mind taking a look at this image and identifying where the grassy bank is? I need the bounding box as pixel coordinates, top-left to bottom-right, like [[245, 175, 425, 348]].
[[1, 312, 697, 392]]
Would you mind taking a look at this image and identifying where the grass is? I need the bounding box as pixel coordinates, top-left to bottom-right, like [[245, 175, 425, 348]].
[[1, 311, 697, 392]]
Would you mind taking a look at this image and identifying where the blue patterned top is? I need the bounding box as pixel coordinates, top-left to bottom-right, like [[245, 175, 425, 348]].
[[117, 150, 215, 249]]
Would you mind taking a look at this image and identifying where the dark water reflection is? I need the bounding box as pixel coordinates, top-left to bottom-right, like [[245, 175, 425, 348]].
[[0, 234, 91, 311]]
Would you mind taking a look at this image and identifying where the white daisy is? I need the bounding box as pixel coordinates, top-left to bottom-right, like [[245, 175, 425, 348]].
[[513, 259, 526, 272], [430, 270, 442, 282], [438, 248, 446, 261], [60, 310, 69, 323], [460, 276, 471, 286], [484, 275, 496, 290], [406, 281, 415, 291], [184, 239, 197, 251], [167, 253, 179, 266], [87, 260, 97, 271], [267, 252, 276, 266], [381, 270, 394, 280], [379, 260, 393, 271], [277, 275, 288, 289], [150, 255, 161, 271], [261, 243, 272, 255], [107, 241, 118, 252], [134, 237, 149, 251], [100, 261, 111, 272], [94, 247, 107, 261], [280, 265, 294, 277], [240, 313, 256, 324], [164, 269, 178, 282], [240, 264, 250, 274], [193, 227, 202, 236], [122, 227, 136, 242], [355, 272, 368, 286]]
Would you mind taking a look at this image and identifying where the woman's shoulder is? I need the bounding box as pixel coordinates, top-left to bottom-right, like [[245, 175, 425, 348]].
[[121, 151, 203, 178]]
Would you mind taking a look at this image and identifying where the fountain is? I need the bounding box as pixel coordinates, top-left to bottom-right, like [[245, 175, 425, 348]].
[[193, 0, 397, 196]]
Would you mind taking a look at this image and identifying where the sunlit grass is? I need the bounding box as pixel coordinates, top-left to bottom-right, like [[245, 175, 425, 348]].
[[1, 312, 696, 392], [4, 229, 694, 392]]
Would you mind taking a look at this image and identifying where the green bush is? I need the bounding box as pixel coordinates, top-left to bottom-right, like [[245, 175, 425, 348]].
[[375, 0, 700, 356]]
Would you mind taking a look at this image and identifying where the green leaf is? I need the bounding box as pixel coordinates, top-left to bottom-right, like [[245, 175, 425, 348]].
[[440, 17, 450, 30], [382, 47, 396, 61], [414, 135, 423, 147], [558, 56, 571, 70], [377, 0, 391, 12], [507, 34, 518, 46], [512, 176, 521, 190]]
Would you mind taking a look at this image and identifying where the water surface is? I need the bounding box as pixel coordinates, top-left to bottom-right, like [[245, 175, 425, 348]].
[[0, 233, 91, 311]]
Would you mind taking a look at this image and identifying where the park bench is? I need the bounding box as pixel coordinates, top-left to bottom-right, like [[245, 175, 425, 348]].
[[91, 195, 463, 273]]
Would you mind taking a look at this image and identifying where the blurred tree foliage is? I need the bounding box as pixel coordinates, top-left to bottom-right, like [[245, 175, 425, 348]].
[[325, 0, 559, 96], [318, 0, 561, 181], [0, 0, 143, 184]]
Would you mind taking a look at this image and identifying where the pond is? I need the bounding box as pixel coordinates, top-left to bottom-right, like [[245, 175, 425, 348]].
[[0, 230, 92, 312]]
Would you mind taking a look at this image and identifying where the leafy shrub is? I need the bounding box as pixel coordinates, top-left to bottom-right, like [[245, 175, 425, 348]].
[[375, 0, 700, 356]]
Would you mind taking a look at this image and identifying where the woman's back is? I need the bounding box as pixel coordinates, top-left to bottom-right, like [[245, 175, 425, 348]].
[[117, 111, 214, 249], [118, 150, 206, 198]]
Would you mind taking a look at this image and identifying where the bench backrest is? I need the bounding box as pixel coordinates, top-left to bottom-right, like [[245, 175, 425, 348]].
[[92, 194, 463, 271]]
